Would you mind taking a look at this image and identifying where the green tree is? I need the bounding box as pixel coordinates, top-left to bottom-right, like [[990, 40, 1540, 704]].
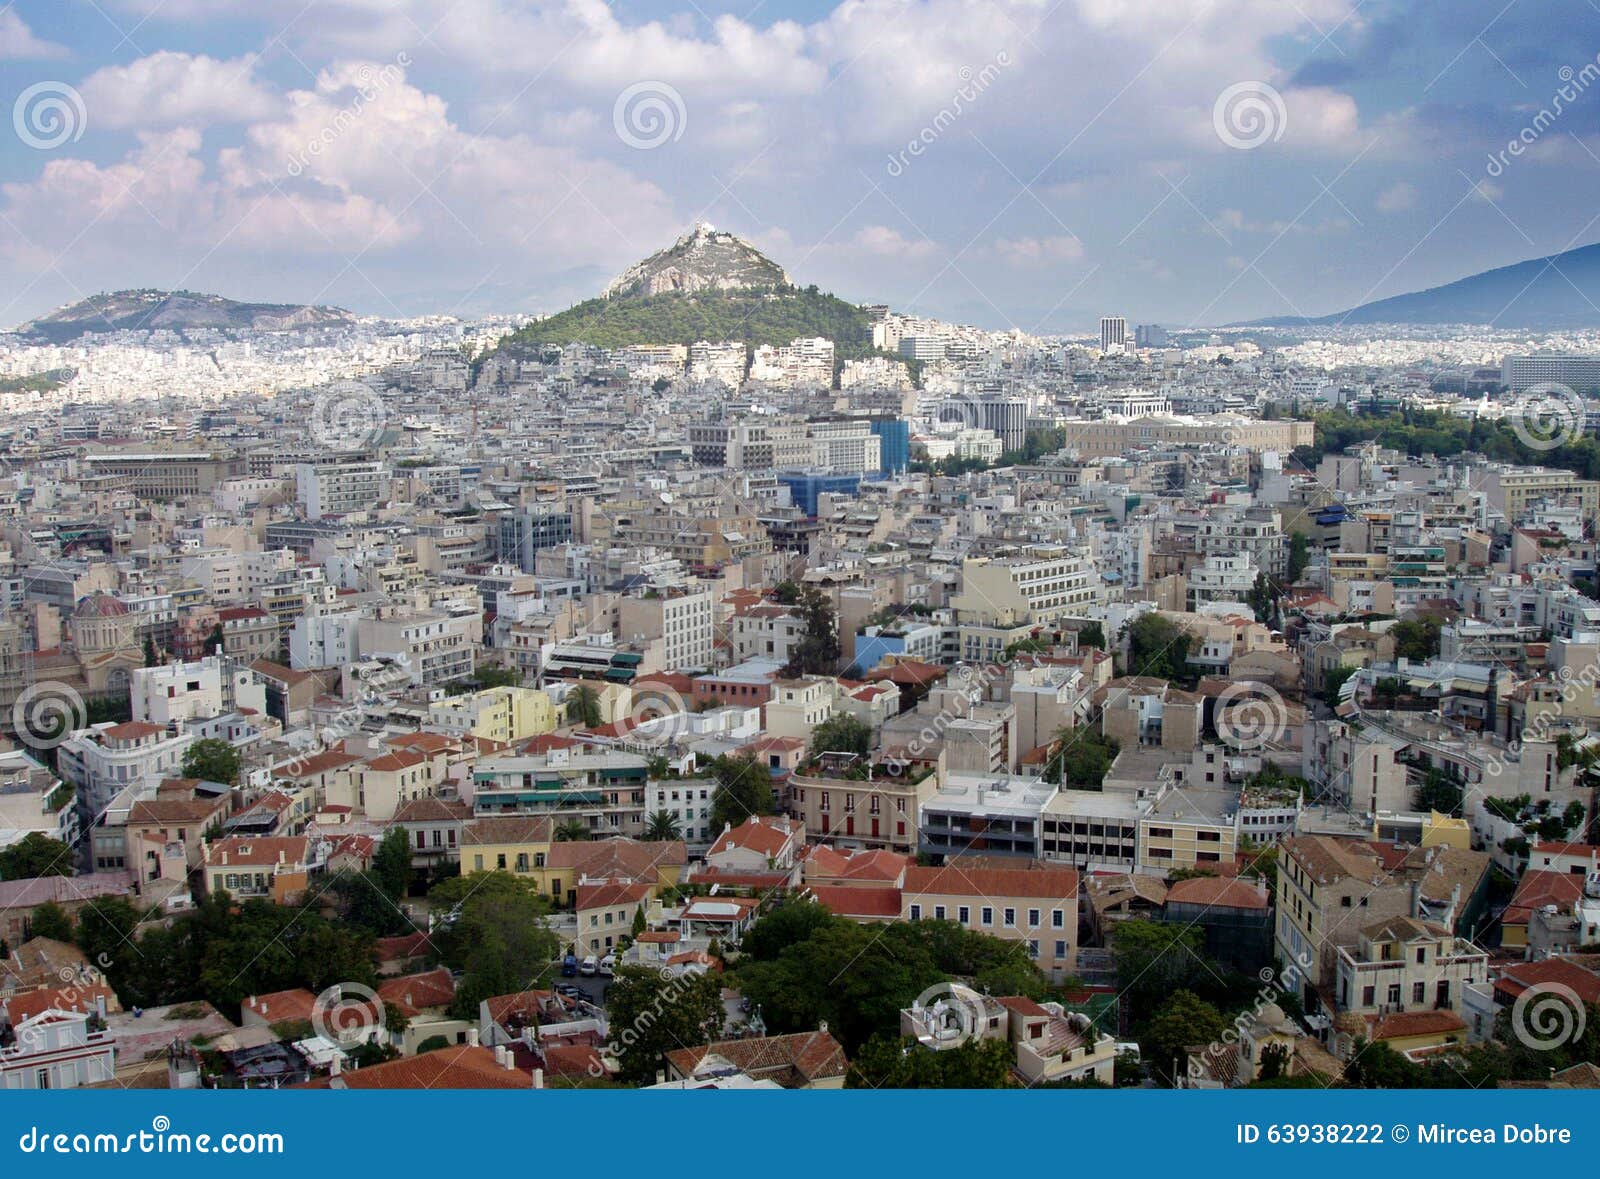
[[372, 827, 413, 901], [846, 1034, 1014, 1088], [708, 753, 775, 831], [809, 713, 872, 759], [553, 819, 591, 842], [781, 585, 841, 677], [27, 901, 74, 942], [181, 737, 241, 785], [1322, 666, 1356, 708], [1042, 725, 1119, 789], [642, 810, 682, 841], [1415, 767, 1464, 816], [436, 875, 558, 1019], [1126, 614, 1192, 683], [567, 682, 603, 728], [0, 832, 74, 880], [1076, 622, 1106, 650], [1143, 990, 1229, 1084], [142, 635, 160, 667], [1391, 618, 1441, 662], [473, 664, 522, 689], [1286, 532, 1310, 582], [1111, 920, 1213, 1015], [603, 966, 725, 1084]]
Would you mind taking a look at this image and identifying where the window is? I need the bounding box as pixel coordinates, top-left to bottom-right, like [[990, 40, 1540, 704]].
[[958, 906, 970, 924], [1051, 909, 1064, 928], [1362, 985, 1375, 1006], [1413, 982, 1426, 1005], [1027, 908, 1040, 927], [934, 905, 946, 921], [1054, 940, 1067, 959], [1027, 940, 1040, 959], [474, 855, 484, 871], [1387, 984, 1401, 1006], [1415, 947, 1426, 964], [1003, 908, 1016, 927], [496, 854, 507, 869], [909, 904, 922, 920], [981, 907, 994, 926]]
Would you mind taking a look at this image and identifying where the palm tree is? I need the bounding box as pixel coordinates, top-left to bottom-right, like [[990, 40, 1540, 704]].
[[554, 819, 591, 842], [642, 810, 681, 842], [568, 682, 602, 728]]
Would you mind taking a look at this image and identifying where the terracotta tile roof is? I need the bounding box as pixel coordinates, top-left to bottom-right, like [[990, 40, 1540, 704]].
[[102, 721, 165, 740], [1166, 875, 1269, 910], [665, 1031, 847, 1087], [204, 836, 310, 868], [545, 836, 686, 881], [321, 1045, 530, 1089], [1364, 1009, 1466, 1040], [575, 881, 651, 910], [1495, 958, 1600, 1006], [461, 815, 553, 846], [377, 968, 456, 1015], [708, 815, 799, 859], [808, 885, 902, 919], [4, 982, 119, 1024], [362, 750, 428, 773], [1504, 869, 1587, 926], [128, 795, 228, 825], [244, 989, 317, 1024], [903, 862, 1079, 903], [391, 797, 472, 824]]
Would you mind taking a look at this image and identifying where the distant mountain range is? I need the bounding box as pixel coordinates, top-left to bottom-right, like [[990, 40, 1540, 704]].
[[16, 289, 356, 343], [1244, 241, 1600, 329], [493, 224, 877, 360]]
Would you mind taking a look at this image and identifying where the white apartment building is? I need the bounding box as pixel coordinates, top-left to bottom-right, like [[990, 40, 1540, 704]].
[[289, 608, 362, 670], [296, 461, 389, 520], [58, 721, 195, 817], [130, 656, 266, 726], [357, 607, 477, 687], [807, 418, 882, 475], [950, 547, 1101, 628], [645, 777, 718, 852]]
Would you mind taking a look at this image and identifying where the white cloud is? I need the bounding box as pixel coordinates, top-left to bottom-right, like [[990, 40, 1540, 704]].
[[79, 52, 277, 128], [0, 11, 67, 59], [1376, 181, 1417, 213], [993, 234, 1085, 265]]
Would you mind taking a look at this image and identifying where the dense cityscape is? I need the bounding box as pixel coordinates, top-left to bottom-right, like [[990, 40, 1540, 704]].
[[3, 1, 1600, 1117]]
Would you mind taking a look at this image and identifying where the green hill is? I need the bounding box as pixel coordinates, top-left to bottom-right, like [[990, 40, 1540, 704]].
[[496, 286, 875, 358]]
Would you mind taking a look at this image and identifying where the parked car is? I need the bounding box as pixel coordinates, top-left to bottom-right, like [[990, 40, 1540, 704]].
[[554, 983, 582, 999], [579, 955, 599, 976], [598, 954, 616, 977], [561, 954, 579, 977]]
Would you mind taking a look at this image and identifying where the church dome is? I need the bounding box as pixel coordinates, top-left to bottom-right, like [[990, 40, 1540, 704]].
[[75, 592, 130, 619]]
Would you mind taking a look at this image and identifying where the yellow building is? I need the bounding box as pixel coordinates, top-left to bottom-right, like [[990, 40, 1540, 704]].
[[428, 686, 557, 744], [458, 815, 555, 892]]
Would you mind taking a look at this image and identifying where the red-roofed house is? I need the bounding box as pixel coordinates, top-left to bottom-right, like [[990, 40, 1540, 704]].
[[902, 862, 1081, 981], [706, 815, 805, 875]]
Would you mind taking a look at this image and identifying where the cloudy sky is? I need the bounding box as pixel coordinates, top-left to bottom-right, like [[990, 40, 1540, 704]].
[[2, 0, 1598, 332]]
